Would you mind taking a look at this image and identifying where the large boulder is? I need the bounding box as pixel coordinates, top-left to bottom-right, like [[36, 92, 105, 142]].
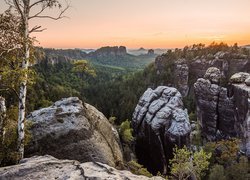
[[132, 86, 191, 174], [25, 97, 123, 168], [0, 155, 164, 180]]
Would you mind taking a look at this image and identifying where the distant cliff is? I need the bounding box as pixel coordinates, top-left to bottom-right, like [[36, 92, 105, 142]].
[[88, 46, 127, 57], [38, 46, 155, 69]]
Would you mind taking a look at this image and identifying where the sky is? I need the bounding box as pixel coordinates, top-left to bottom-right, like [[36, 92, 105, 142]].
[[1, 0, 250, 49]]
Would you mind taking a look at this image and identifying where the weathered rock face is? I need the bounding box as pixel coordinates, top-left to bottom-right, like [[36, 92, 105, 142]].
[[155, 52, 250, 97], [132, 86, 191, 174], [194, 68, 236, 141], [174, 59, 189, 96], [228, 73, 250, 157], [44, 48, 87, 60], [25, 97, 123, 168], [194, 69, 250, 156], [0, 155, 164, 180]]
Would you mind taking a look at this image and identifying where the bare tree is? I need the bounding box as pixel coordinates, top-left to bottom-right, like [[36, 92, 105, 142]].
[[2, 0, 69, 160]]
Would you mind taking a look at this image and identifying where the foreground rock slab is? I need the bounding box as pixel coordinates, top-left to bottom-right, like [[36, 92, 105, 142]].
[[26, 97, 123, 168], [0, 155, 164, 180]]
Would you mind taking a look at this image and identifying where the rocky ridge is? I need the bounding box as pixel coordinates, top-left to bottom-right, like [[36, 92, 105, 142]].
[[155, 52, 250, 97], [88, 46, 127, 58]]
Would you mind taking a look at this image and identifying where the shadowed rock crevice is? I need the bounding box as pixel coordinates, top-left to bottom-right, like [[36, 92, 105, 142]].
[[132, 86, 191, 175]]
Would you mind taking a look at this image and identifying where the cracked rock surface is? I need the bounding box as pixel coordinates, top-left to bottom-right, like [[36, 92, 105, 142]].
[[194, 68, 250, 157], [0, 155, 164, 180], [25, 97, 123, 168], [132, 86, 191, 174]]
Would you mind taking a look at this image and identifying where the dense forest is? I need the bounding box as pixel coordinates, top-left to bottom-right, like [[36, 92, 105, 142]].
[[21, 43, 250, 125], [1, 42, 250, 179]]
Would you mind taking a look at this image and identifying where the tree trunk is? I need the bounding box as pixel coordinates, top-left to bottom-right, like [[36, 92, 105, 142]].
[[17, 1, 30, 160], [0, 96, 6, 144], [0, 96, 6, 164]]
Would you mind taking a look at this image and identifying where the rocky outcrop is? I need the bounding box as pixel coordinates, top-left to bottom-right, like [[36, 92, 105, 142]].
[[229, 73, 250, 157], [132, 86, 191, 174], [148, 49, 155, 55], [44, 48, 87, 60], [194, 69, 250, 156], [174, 59, 189, 96], [25, 97, 123, 168], [155, 52, 250, 97], [0, 155, 164, 180], [194, 68, 236, 141], [89, 46, 127, 58]]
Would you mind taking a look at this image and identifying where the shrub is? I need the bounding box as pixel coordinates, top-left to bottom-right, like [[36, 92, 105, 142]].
[[208, 165, 226, 180], [119, 120, 134, 144], [169, 146, 211, 180], [127, 160, 153, 177]]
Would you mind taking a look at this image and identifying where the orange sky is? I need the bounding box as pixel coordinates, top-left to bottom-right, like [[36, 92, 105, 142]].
[[1, 0, 250, 49]]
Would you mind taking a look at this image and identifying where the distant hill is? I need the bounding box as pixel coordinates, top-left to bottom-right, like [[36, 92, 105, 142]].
[[128, 48, 168, 56], [41, 46, 156, 70]]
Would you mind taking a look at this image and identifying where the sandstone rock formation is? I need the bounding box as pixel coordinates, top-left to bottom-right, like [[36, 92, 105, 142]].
[[89, 46, 127, 57], [44, 48, 87, 60], [148, 49, 155, 55], [155, 52, 250, 97], [25, 97, 123, 168], [132, 86, 191, 174], [229, 73, 250, 157], [194, 68, 250, 157], [174, 59, 189, 96], [0, 155, 164, 180], [194, 68, 235, 141]]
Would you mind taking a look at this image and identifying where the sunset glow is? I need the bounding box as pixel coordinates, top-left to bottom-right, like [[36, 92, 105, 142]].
[[1, 0, 250, 48]]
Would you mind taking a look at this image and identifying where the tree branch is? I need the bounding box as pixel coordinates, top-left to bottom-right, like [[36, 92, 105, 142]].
[[29, 25, 47, 33], [29, 0, 46, 9], [28, 5, 46, 19], [29, 4, 70, 20], [13, 0, 25, 22], [0, 86, 19, 98]]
